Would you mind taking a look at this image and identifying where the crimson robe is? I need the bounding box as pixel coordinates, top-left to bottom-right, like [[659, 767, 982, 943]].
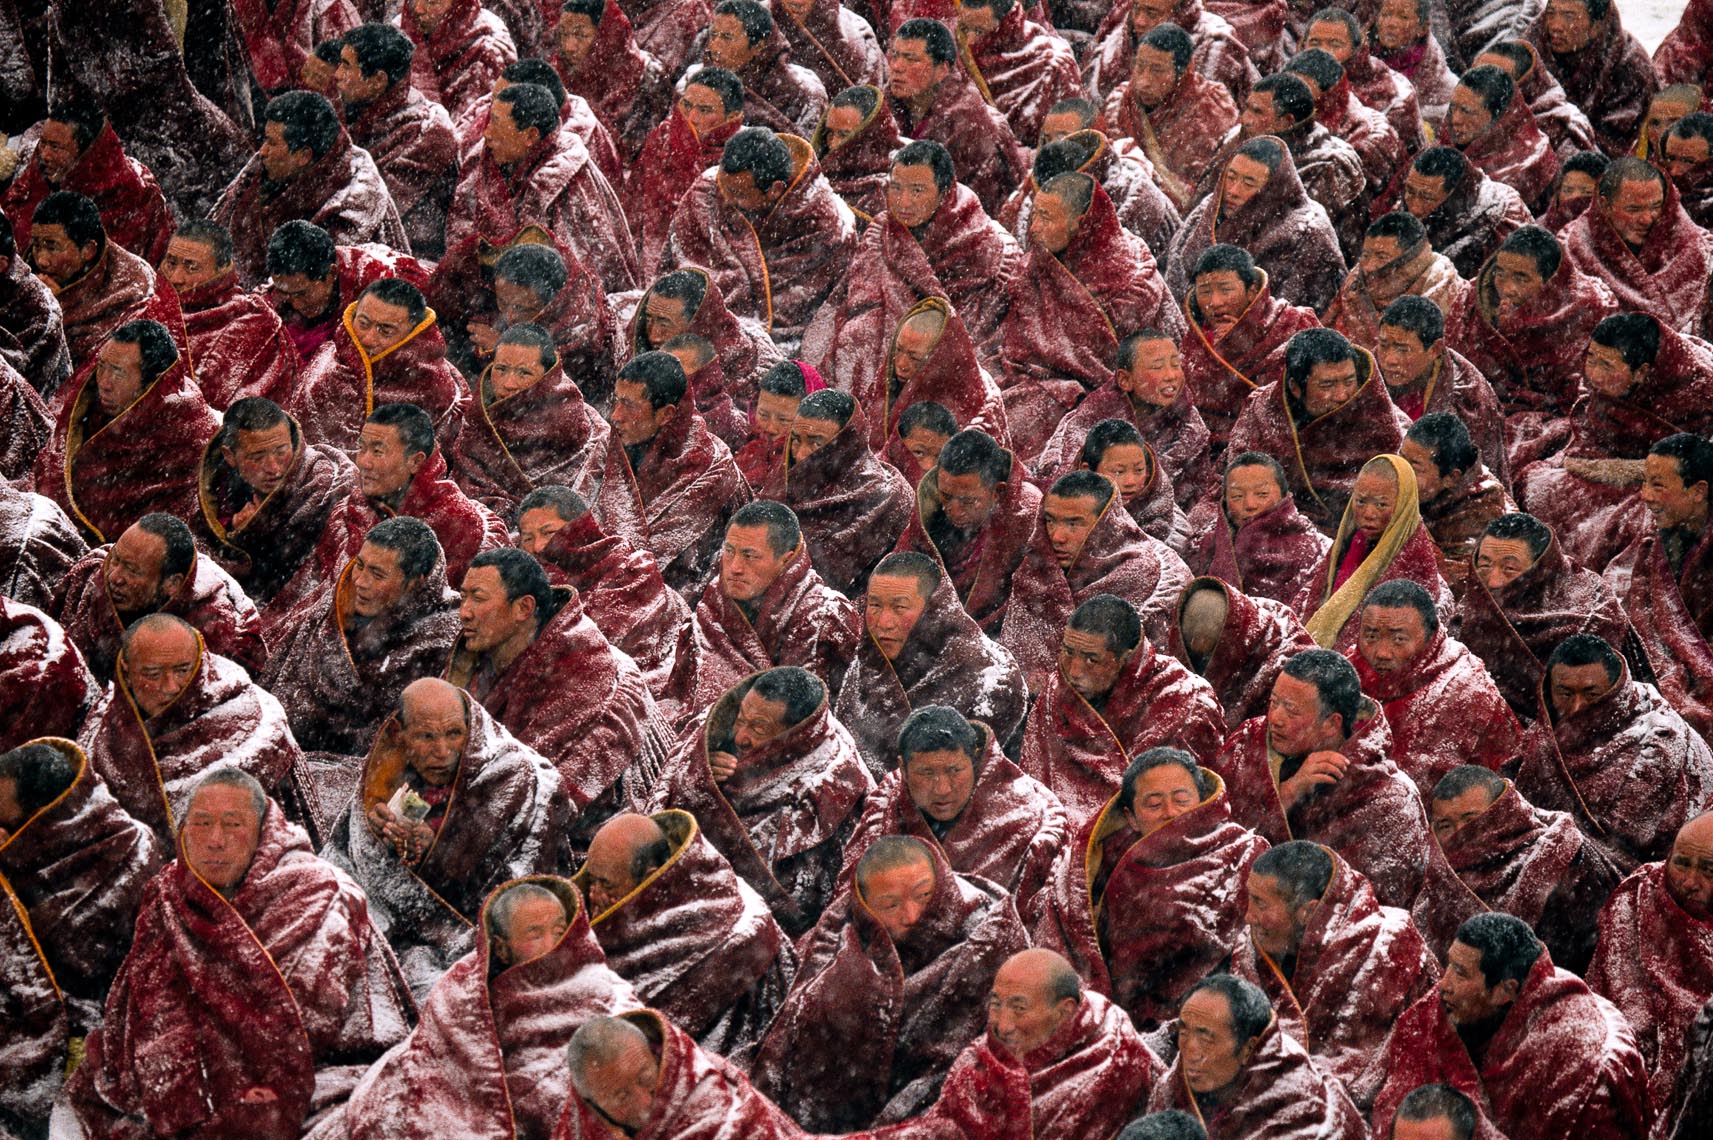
[[996, 131, 1183, 267], [1214, 699, 1431, 906], [1085, 0, 1256, 104], [1376, 29, 1458, 123], [1343, 37, 1425, 149], [1373, 952, 1651, 1140], [628, 108, 741, 274], [451, 358, 612, 519], [750, 842, 1028, 1131], [1179, 269, 1321, 451], [0, 853, 66, 1133], [1324, 240, 1471, 357], [1185, 495, 1333, 606], [623, 0, 711, 77], [1169, 577, 1319, 731], [66, 803, 415, 1140], [1528, 5, 1659, 158], [1507, 44, 1596, 162], [1, 122, 172, 264], [556, 0, 673, 162], [957, 7, 1082, 146], [0, 598, 94, 751], [0, 250, 71, 396], [776, 0, 886, 97], [404, 0, 518, 123], [812, 92, 904, 225], [895, 451, 1041, 635], [1105, 70, 1240, 215], [1656, 0, 1713, 88], [1317, 75, 1408, 214], [888, 73, 1026, 217], [1030, 775, 1267, 1028], [450, 88, 625, 200], [270, 242, 430, 365], [175, 270, 299, 411], [1194, 119, 1368, 260], [1035, 383, 1211, 517], [1563, 182, 1713, 339], [48, 241, 175, 375], [227, 0, 359, 97], [1297, 515, 1450, 653], [1448, 93, 1560, 213], [1373, 157, 1533, 280], [1606, 524, 1713, 738], [0, 352, 48, 484], [345, 79, 460, 260]]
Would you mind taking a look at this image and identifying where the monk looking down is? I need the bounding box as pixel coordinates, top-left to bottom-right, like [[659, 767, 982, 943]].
[[1401, 413, 1513, 583], [158, 220, 298, 411]]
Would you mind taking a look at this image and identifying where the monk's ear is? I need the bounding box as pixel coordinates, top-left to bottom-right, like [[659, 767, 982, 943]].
[[1235, 1032, 1262, 1068], [159, 571, 189, 600], [404, 448, 429, 478], [780, 542, 801, 566], [1494, 977, 1522, 1006], [655, 402, 677, 426], [491, 935, 513, 966]]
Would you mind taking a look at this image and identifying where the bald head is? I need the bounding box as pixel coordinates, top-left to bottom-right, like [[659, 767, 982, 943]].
[[1178, 584, 1229, 666], [988, 949, 1080, 1058], [582, 813, 671, 914], [399, 677, 469, 787], [122, 613, 201, 717], [1667, 810, 1713, 920], [857, 835, 937, 942], [893, 307, 947, 383], [567, 1016, 661, 1132]]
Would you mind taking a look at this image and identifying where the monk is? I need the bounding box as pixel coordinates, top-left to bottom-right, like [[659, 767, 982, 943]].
[[1299, 7, 1424, 149], [0, 347, 47, 488], [1105, 23, 1240, 213], [0, 97, 172, 264], [1457, 513, 1639, 719], [1058, 421, 1187, 548], [623, 267, 778, 438], [1657, 0, 1713, 89], [1171, 576, 1318, 731], [1470, 39, 1598, 163], [552, 1, 671, 165], [1442, 66, 1558, 212], [575, 811, 792, 1054], [803, 139, 1022, 394], [0, 210, 71, 395], [953, 0, 1081, 147], [1020, 594, 1224, 821], [153, 221, 295, 411], [603, 351, 750, 597], [335, 22, 460, 260], [1006, 108, 1184, 256], [1539, 148, 1611, 231], [692, 0, 827, 136], [1382, 147, 1532, 279], [627, 71, 745, 272], [262, 222, 429, 363], [751, 835, 1027, 1130], [1185, 453, 1330, 606], [735, 360, 816, 483], [999, 172, 1180, 460], [1372, 0, 1457, 121], [1232, 842, 1439, 1110], [308, 876, 641, 1140], [886, 19, 1026, 215], [1373, 912, 1650, 1140], [1031, 747, 1268, 1027], [1664, 115, 1713, 232], [1146, 973, 1367, 1136], [0, 594, 95, 749], [1167, 136, 1347, 315], [811, 85, 906, 224], [403, 0, 518, 123], [1086, 0, 1255, 104], [1510, 633, 1713, 873], [1529, 0, 1658, 158], [868, 302, 1009, 485], [659, 666, 874, 934], [1325, 213, 1471, 362], [1373, 295, 1507, 485], [64, 768, 414, 1140], [1214, 648, 1431, 905], [212, 91, 406, 284], [771, 0, 883, 100], [1589, 812, 1713, 1120], [1402, 413, 1512, 581]]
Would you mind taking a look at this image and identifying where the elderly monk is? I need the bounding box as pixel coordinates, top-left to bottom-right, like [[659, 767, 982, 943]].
[[0, 596, 95, 749], [323, 678, 566, 996], [1456, 513, 1638, 719], [1326, 213, 1470, 359], [751, 835, 1026, 1130], [158, 221, 297, 410], [1171, 576, 1318, 731], [1086, 0, 1255, 104], [1441, 66, 1558, 213], [1231, 842, 1439, 1110], [211, 91, 406, 285], [1529, 0, 1658, 158], [1147, 973, 1367, 1137], [403, 0, 518, 122], [553, 0, 673, 162], [603, 351, 749, 597], [335, 23, 460, 260], [952, 0, 1080, 146], [307, 876, 641, 1140], [449, 547, 669, 835], [1215, 648, 1430, 905], [55, 514, 266, 682], [1413, 764, 1620, 976], [1373, 912, 1650, 1140], [660, 666, 873, 934], [804, 139, 1021, 393], [262, 223, 429, 362], [672, 500, 859, 717], [1373, 296, 1507, 486], [811, 85, 907, 224], [575, 811, 792, 1054], [1471, 39, 1598, 163], [1, 98, 171, 265], [0, 210, 71, 395], [1510, 633, 1713, 874], [1590, 812, 1713, 1121], [1020, 594, 1223, 821], [689, 0, 826, 136], [998, 172, 1179, 461], [1032, 748, 1267, 1028], [81, 614, 296, 845], [1403, 413, 1512, 580], [64, 768, 413, 1140], [1382, 148, 1532, 280], [627, 69, 745, 271], [1105, 23, 1240, 214]]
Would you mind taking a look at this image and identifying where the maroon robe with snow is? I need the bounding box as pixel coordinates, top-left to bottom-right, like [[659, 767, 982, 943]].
[[49, 241, 177, 377], [1169, 577, 1318, 731], [1, 122, 173, 265], [811, 91, 904, 225], [451, 357, 612, 519], [1448, 92, 1560, 213], [175, 270, 299, 411], [776, 0, 886, 98], [1298, 512, 1449, 652], [1422, 462, 1514, 571], [957, 6, 1082, 146], [997, 131, 1183, 270], [1529, 5, 1658, 158], [1343, 36, 1425, 149], [269, 242, 429, 365], [621, 0, 710, 77], [345, 79, 460, 260], [1562, 181, 1713, 338], [1656, 0, 1713, 87], [0, 248, 71, 396], [889, 72, 1026, 217], [1106, 70, 1240, 215], [311, 877, 640, 1140], [1031, 774, 1267, 1028], [1317, 74, 1408, 213], [556, 0, 673, 162], [0, 885, 65, 1134], [66, 802, 414, 1140], [1085, 0, 1256, 105], [1606, 524, 1713, 739], [1214, 698, 1431, 906], [628, 107, 741, 274], [1373, 157, 1534, 280], [1230, 850, 1439, 1110], [452, 88, 625, 202], [751, 841, 1028, 1131], [0, 352, 48, 484], [228, 0, 359, 97], [688, 26, 828, 136], [1324, 240, 1470, 357], [404, 0, 518, 124], [1373, 952, 1651, 1140], [1186, 494, 1333, 607], [0, 599, 94, 750], [1179, 270, 1321, 451], [895, 451, 1041, 634], [1035, 382, 1211, 515]]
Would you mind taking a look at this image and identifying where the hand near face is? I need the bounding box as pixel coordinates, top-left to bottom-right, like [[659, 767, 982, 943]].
[[1279, 750, 1349, 810], [232, 494, 265, 530], [468, 321, 502, 358], [710, 750, 739, 782]]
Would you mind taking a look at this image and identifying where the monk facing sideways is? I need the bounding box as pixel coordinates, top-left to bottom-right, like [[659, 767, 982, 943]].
[[26, 190, 171, 375], [1401, 413, 1513, 584], [1104, 22, 1240, 212], [1171, 575, 1319, 732], [0, 208, 71, 396], [262, 222, 429, 364]]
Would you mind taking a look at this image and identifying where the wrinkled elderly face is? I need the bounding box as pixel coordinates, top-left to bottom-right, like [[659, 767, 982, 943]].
[[1123, 761, 1199, 837], [1439, 939, 1516, 1027], [935, 469, 1000, 533], [1178, 989, 1255, 1095], [124, 621, 200, 717], [720, 522, 795, 602], [1245, 872, 1316, 961], [459, 565, 535, 653], [1042, 492, 1101, 568], [106, 525, 180, 613], [1220, 154, 1270, 214], [886, 162, 944, 230], [1129, 44, 1179, 108], [1666, 818, 1713, 920], [348, 541, 413, 618], [1194, 268, 1259, 329], [1094, 441, 1152, 501], [679, 84, 736, 139], [516, 506, 569, 557], [577, 1032, 660, 1131], [556, 11, 599, 66], [495, 894, 568, 964], [1028, 191, 1078, 256], [1640, 452, 1710, 532], [887, 37, 950, 101], [1548, 661, 1614, 720], [1605, 176, 1666, 248], [413, 0, 456, 32], [1401, 168, 1451, 219], [731, 689, 790, 755], [1294, 357, 1361, 418], [160, 236, 224, 293], [1374, 0, 1426, 51], [1059, 626, 1127, 702], [1447, 84, 1496, 148], [642, 291, 691, 347], [35, 119, 84, 183], [335, 45, 391, 106], [490, 340, 549, 400], [987, 955, 1076, 1059], [182, 784, 263, 895], [892, 313, 942, 382], [1376, 322, 1437, 390], [259, 120, 314, 182], [905, 746, 976, 822], [583, 829, 642, 914], [1301, 19, 1354, 63], [1267, 672, 1341, 758], [355, 421, 424, 501], [1348, 465, 1398, 541], [1474, 535, 1536, 590], [1431, 783, 1498, 842], [1224, 462, 1284, 527], [1488, 250, 1548, 319], [862, 855, 937, 941], [1120, 337, 1183, 406], [401, 688, 468, 787], [705, 13, 758, 71], [95, 338, 147, 418], [29, 223, 94, 286], [820, 103, 864, 149], [1541, 0, 1594, 55], [865, 573, 930, 659], [1358, 604, 1430, 675], [788, 415, 841, 463]]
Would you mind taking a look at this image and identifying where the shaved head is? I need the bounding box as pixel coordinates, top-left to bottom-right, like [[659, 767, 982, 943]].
[[122, 613, 201, 717], [400, 676, 466, 726], [1178, 583, 1229, 665], [567, 1016, 661, 1130], [582, 813, 672, 914], [1667, 810, 1713, 920], [988, 948, 1080, 1058]]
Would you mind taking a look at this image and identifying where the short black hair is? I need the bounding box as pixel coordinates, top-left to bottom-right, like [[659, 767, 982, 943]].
[[1033, 138, 1092, 184], [935, 429, 1009, 486], [1404, 413, 1476, 477], [1394, 1085, 1477, 1140], [895, 17, 956, 65], [1080, 419, 1148, 472], [265, 90, 341, 158], [0, 741, 78, 820], [496, 82, 561, 139], [342, 22, 415, 83], [1285, 48, 1343, 92], [1117, 747, 1212, 814], [1379, 295, 1445, 346], [759, 360, 810, 399], [360, 276, 428, 326], [517, 484, 589, 524], [898, 705, 983, 766], [1251, 841, 1335, 907], [562, 0, 607, 22], [1362, 578, 1439, 635], [1116, 1111, 1207, 1140], [265, 219, 337, 278], [1280, 648, 1362, 734], [689, 67, 745, 114], [797, 388, 856, 428], [721, 127, 792, 191], [1068, 593, 1143, 655], [110, 319, 180, 384], [45, 95, 107, 150], [1254, 74, 1315, 124], [1590, 312, 1661, 370], [1182, 974, 1273, 1047], [222, 396, 299, 450], [1234, 135, 1285, 171], [750, 665, 824, 724], [830, 84, 880, 117], [363, 515, 441, 579], [173, 219, 235, 270], [871, 550, 942, 597], [1669, 113, 1713, 149], [1477, 40, 1534, 75], [496, 322, 557, 368], [1042, 171, 1095, 216], [1482, 512, 1552, 560], [715, 0, 773, 44], [1458, 65, 1515, 119], [1453, 912, 1542, 988], [1412, 146, 1470, 192], [729, 499, 801, 555], [1495, 224, 1562, 280], [1139, 22, 1192, 73], [1225, 451, 1289, 493], [1560, 149, 1612, 181], [503, 59, 566, 105], [135, 513, 197, 581], [367, 401, 436, 459], [650, 269, 708, 313], [1283, 328, 1358, 391], [617, 351, 688, 407], [32, 190, 105, 248], [1366, 210, 1427, 249], [1651, 432, 1713, 492], [468, 547, 554, 615], [1048, 469, 1116, 511], [899, 401, 957, 439], [1116, 328, 1171, 371], [0, 211, 14, 260], [1545, 633, 1622, 686], [1193, 243, 1260, 287], [893, 138, 956, 193], [1431, 764, 1506, 804], [1598, 155, 1666, 203], [1306, 7, 1362, 42], [494, 243, 568, 299]]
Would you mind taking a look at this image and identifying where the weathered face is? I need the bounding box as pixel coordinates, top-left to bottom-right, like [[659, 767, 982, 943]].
[[788, 415, 841, 462], [220, 421, 296, 502], [28, 222, 94, 285], [1348, 466, 1398, 541], [955, 0, 1002, 36], [124, 622, 200, 717], [1042, 492, 1101, 568], [1548, 661, 1615, 720], [987, 957, 1076, 1059], [35, 119, 84, 183], [1358, 604, 1430, 675], [820, 103, 864, 149], [1401, 169, 1451, 219], [935, 469, 1001, 532], [1431, 783, 1498, 842], [1028, 191, 1077, 256], [490, 341, 549, 401], [95, 338, 147, 418], [1193, 268, 1258, 330], [609, 379, 670, 447], [679, 84, 736, 139], [1220, 154, 1270, 214], [1267, 672, 1341, 758], [720, 522, 796, 602], [1447, 84, 1496, 148], [903, 427, 952, 475], [753, 390, 801, 443], [1474, 535, 1536, 590], [493, 278, 547, 328], [1123, 762, 1200, 837], [892, 314, 942, 383], [484, 101, 540, 166], [355, 422, 423, 500], [862, 856, 937, 941], [495, 895, 568, 964], [1129, 44, 1179, 108], [1120, 337, 1183, 406], [106, 525, 179, 613], [1224, 463, 1284, 527], [1374, 0, 1426, 50], [1583, 339, 1643, 399], [402, 690, 468, 787], [865, 573, 930, 659], [516, 507, 569, 556], [270, 270, 336, 321], [459, 565, 534, 653], [259, 120, 314, 182], [556, 11, 599, 66], [1376, 323, 1437, 390], [1246, 872, 1315, 961], [1239, 90, 1288, 139], [887, 38, 950, 101], [1294, 358, 1361, 418], [1640, 452, 1710, 532], [1038, 110, 1084, 146], [731, 689, 790, 754], [1439, 940, 1515, 1026], [348, 541, 413, 618], [1302, 19, 1355, 64], [905, 746, 977, 822], [642, 292, 691, 348], [577, 1034, 661, 1132], [1664, 132, 1713, 180], [1605, 176, 1666, 248], [1178, 989, 1254, 1095], [1643, 97, 1698, 155], [1128, 0, 1175, 34], [705, 13, 758, 70], [1666, 819, 1713, 920], [1094, 441, 1152, 501], [1058, 626, 1127, 702], [1357, 234, 1407, 278], [886, 162, 944, 230], [1400, 438, 1455, 503], [351, 294, 416, 357], [1541, 0, 1594, 55], [413, 0, 456, 32], [335, 45, 391, 105], [583, 829, 641, 913], [183, 784, 263, 894], [1488, 250, 1548, 318], [160, 236, 224, 293]]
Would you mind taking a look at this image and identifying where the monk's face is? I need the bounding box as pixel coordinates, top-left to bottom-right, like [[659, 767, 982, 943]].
[[892, 313, 942, 383], [721, 170, 786, 215], [1292, 358, 1361, 418], [1042, 492, 1102, 568], [259, 120, 314, 183], [903, 427, 952, 475], [335, 45, 390, 107], [555, 12, 599, 67], [610, 380, 674, 447], [1028, 191, 1078, 256], [182, 784, 263, 896], [1093, 442, 1152, 502], [1123, 762, 1199, 837], [1038, 111, 1085, 147], [107, 525, 186, 614], [731, 689, 790, 754], [1400, 438, 1457, 503], [865, 573, 930, 659], [1301, 19, 1355, 65], [35, 119, 84, 184], [1119, 336, 1183, 407], [1547, 661, 1615, 720], [1059, 626, 1129, 702], [1439, 940, 1518, 1027], [1127, 0, 1174, 35], [1488, 250, 1548, 321], [955, 0, 1002, 36], [886, 162, 944, 230], [1664, 132, 1713, 181], [1357, 234, 1407, 279], [679, 84, 738, 140], [576, 1029, 660, 1130], [95, 338, 147, 418], [124, 622, 201, 718], [820, 104, 864, 150], [1239, 91, 1290, 140], [1665, 817, 1713, 920], [1431, 784, 1498, 842], [1373, 0, 1426, 51], [705, 13, 759, 71], [0, 777, 22, 832], [642, 292, 692, 348], [987, 955, 1077, 1059], [1640, 452, 1711, 533], [753, 390, 801, 443], [1603, 176, 1666, 249], [1446, 84, 1496, 148], [484, 101, 541, 167], [935, 469, 1002, 532], [1643, 97, 1699, 157], [1178, 989, 1259, 1095], [1583, 339, 1646, 400], [459, 565, 537, 654], [222, 422, 296, 499], [1553, 169, 1599, 216], [401, 688, 469, 787], [1540, 0, 1594, 55], [861, 855, 937, 941], [355, 422, 428, 501], [1393, 1115, 1468, 1140], [1245, 871, 1319, 961], [517, 507, 572, 556], [159, 236, 225, 293], [1473, 535, 1536, 590], [720, 522, 797, 602], [351, 294, 416, 358], [1193, 268, 1260, 332], [412, 0, 456, 33], [349, 541, 415, 618], [28, 223, 95, 287], [905, 746, 976, 822], [490, 341, 550, 400], [1358, 604, 1430, 675], [270, 270, 337, 322], [1375, 323, 1439, 390], [1128, 45, 1180, 110], [1223, 463, 1284, 527], [583, 827, 643, 913], [787, 415, 841, 462], [493, 277, 549, 328], [1267, 673, 1344, 758], [494, 895, 568, 965], [887, 37, 951, 102], [1400, 169, 1451, 220], [1348, 465, 1398, 541], [1219, 155, 1270, 215]]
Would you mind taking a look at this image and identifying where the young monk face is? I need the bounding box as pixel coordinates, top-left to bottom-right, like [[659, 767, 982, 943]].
[[258, 120, 314, 183], [1640, 452, 1710, 533], [1488, 250, 1548, 321], [34, 119, 84, 184], [555, 12, 599, 67], [1373, 0, 1426, 51], [1193, 268, 1259, 335], [1128, 44, 1179, 109], [903, 427, 952, 475], [720, 522, 797, 602], [1473, 535, 1536, 590], [1375, 323, 1439, 391], [888, 36, 950, 102], [905, 746, 976, 822], [1554, 169, 1599, 215], [483, 100, 540, 167], [495, 894, 569, 964], [1400, 168, 1451, 219], [1127, 0, 1175, 35], [1219, 155, 1270, 214], [861, 855, 937, 941], [1540, 0, 1594, 55], [1547, 661, 1615, 720], [1028, 191, 1078, 256], [94, 339, 147, 418], [955, 0, 1002, 37], [335, 45, 391, 107], [1301, 19, 1355, 64], [1348, 465, 1398, 541], [1582, 339, 1645, 399], [886, 162, 944, 230], [819, 104, 864, 150], [27, 223, 95, 286], [1123, 762, 1200, 837], [516, 507, 569, 556], [1038, 110, 1086, 146], [678, 84, 738, 140], [1266, 674, 1343, 759], [182, 784, 263, 896], [1119, 337, 1183, 406], [1223, 463, 1284, 528], [705, 13, 759, 71], [1294, 358, 1361, 418], [1358, 604, 1430, 675], [355, 422, 427, 502], [864, 573, 930, 659], [1446, 84, 1496, 148], [1178, 989, 1258, 1094], [1431, 783, 1499, 842], [1665, 815, 1713, 921], [348, 541, 414, 618], [609, 380, 674, 447], [935, 469, 1002, 532], [411, 0, 456, 33], [270, 270, 337, 322], [1239, 91, 1290, 140], [787, 415, 841, 462], [458, 565, 537, 654], [350, 293, 416, 357], [159, 236, 225, 294], [1093, 442, 1152, 501], [124, 621, 201, 718], [753, 390, 801, 442], [489, 341, 550, 401], [1664, 132, 1713, 181], [1043, 492, 1103, 568], [1058, 626, 1129, 702]]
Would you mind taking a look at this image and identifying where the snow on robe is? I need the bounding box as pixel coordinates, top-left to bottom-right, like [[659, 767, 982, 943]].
[[895, 449, 1041, 634], [1085, 0, 1256, 105], [1340, 33, 1424, 148], [1440, 0, 1538, 72], [66, 801, 415, 1140], [1230, 848, 1439, 1111], [1031, 773, 1267, 1028], [1606, 523, 1713, 739], [556, 0, 673, 162], [0, 351, 49, 484], [956, 6, 1082, 146], [1036, 379, 1212, 519], [451, 354, 613, 520], [1528, 3, 1659, 158], [1376, 26, 1459, 124], [751, 841, 1027, 1131], [628, 106, 742, 274], [1373, 155, 1534, 280], [997, 131, 1182, 277], [345, 77, 461, 260], [1185, 493, 1332, 607], [0, 247, 71, 397], [0, 598, 94, 751], [1421, 461, 1513, 571], [1444, 90, 1560, 213], [1168, 577, 1318, 732], [1391, 347, 1511, 486], [1324, 236, 1471, 358], [1213, 696, 1431, 906], [1105, 69, 1240, 215], [403, 0, 518, 124], [1655, 0, 1713, 88], [0, 850, 66, 1134], [1563, 180, 1713, 340], [1373, 950, 1651, 1140], [572, 809, 792, 1055], [658, 677, 872, 935], [1177, 268, 1320, 451], [1315, 73, 1408, 212], [308, 876, 641, 1140], [775, 0, 886, 98], [174, 269, 299, 411], [811, 89, 904, 225], [0, 121, 173, 266], [838, 572, 1029, 775], [1193, 120, 1367, 258], [1019, 635, 1225, 823], [888, 73, 1026, 217], [270, 241, 430, 366]]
